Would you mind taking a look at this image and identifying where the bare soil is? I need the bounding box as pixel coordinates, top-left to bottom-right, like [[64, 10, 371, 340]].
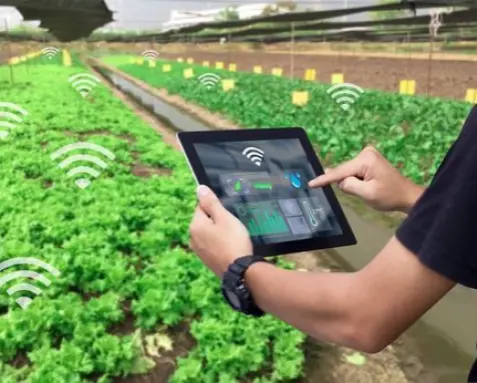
[[11, 352, 30, 369], [0, 50, 17, 64], [159, 49, 477, 100], [109, 301, 136, 336], [132, 164, 172, 178], [112, 322, 196, 383]]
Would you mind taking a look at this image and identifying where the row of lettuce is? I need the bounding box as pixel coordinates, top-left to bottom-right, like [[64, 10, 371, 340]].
[[105, 55, 473, 185], [0, 59, 305, 382]]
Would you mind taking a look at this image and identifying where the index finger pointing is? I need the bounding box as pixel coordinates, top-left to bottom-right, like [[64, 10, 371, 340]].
[[308, 159, 362, 188]]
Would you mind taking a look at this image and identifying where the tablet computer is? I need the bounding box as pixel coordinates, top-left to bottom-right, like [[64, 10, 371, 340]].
[[178, 127, 356, 257]]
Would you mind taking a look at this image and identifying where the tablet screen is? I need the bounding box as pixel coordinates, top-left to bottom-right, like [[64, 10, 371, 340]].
[[194, 138, 344, 245]]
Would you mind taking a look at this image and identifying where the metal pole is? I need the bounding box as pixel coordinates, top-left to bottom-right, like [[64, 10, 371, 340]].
[[426, 33, 434, 96], [4, 18, 14, 84], [427, 11, 441, 97], [228, 33, 231, 65], [290, 22, 295, 79], [406, 32, 411, 80]]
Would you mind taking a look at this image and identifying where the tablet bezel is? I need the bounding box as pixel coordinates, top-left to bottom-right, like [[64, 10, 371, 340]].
[[178, 127, 356, 257]]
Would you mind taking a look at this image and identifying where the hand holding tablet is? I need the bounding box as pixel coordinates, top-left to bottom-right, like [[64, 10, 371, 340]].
[[179, 127, 356, 256]]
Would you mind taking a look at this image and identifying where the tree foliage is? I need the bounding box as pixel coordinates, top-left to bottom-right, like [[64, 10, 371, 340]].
[[262, 1, 298, 16], [216, 6, 240, 22], [369, 0, 408, 21]]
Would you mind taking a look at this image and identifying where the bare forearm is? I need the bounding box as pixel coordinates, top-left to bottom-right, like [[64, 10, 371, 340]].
[[244, 262, 365, 349], [400, 183, 426, 214]]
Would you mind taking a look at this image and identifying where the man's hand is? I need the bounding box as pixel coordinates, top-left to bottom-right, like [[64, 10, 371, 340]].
[[189, 185, 253, 277], [308, 146, 424, 213]]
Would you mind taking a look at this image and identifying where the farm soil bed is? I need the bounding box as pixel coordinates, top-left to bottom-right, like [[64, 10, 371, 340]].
[[0, 51, 16, 64], [159, 50, 477, 100], [114, 323, 196, 383]]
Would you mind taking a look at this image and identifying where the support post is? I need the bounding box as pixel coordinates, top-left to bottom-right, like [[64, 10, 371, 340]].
[[290, 22, 295, 79], [4, 18, 14, 84]]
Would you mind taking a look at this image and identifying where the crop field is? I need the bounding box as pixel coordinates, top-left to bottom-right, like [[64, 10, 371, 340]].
[[157, 48, 477, 100], [0, 55, 305, 383], [0, 46, 475, 383], [104, 54, 471, 186], [3, 0, 477, 378]]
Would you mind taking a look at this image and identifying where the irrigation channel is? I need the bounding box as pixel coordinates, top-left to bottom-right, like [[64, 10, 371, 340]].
[[93, 62, 476, 383]]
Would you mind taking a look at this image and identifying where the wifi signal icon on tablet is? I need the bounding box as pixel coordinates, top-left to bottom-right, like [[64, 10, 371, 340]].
[[242, 146, 264, 166]]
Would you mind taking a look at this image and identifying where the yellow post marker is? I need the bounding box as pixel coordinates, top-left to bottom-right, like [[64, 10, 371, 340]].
[[292, 91, 309, 106], [62, 50, 72, 67], [203, 61, 210, 67], [8, 57, 20, 65], [253, 66, 263, 74], [137, 58, 144, 65], [177, 57, 184, 63], [229, 63, 237, 72], [183, 68, 194, 79], [399, 80, 407, 94], [215, 62, 224, 69], [304, 69, 316, 81], [465, 89, 477, 103], [9, 57, 20, 65], [129, 57, 136, 64], [163, 64, 171, 72], [148, 60, 156, 68], [272, 68, 283, 77], [331, 73, 344, 84], [399, 80, 416, 95], [222, 79, 236, 91]]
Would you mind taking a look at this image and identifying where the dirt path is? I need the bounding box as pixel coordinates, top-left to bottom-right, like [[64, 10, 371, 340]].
[[266, 48, 477, 62], [159, 49, 477, 100], [159, 42, 477, 62]]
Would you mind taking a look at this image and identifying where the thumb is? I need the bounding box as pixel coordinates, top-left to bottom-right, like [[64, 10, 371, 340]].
[[196, 185, 226, 221], [338, 176, 372, 199]]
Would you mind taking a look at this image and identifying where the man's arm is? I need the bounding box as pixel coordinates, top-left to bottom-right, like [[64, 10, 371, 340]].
[[400, 184, 425, 213], [309, 146, 425, 214], [245, 236, 455, 353], [190, 186, 454, 353]]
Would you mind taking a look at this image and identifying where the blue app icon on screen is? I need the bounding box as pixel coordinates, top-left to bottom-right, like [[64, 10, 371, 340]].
[[285, 171, 302, 189]]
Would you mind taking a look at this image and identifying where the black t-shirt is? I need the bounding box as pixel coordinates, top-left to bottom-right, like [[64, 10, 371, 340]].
[[395, 105, 477, 382]]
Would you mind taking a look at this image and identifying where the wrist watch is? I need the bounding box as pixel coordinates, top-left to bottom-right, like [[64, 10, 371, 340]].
[[221, 255, 268, 317]]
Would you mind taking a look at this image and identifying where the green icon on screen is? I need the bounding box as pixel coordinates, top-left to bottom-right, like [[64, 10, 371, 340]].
[[235, 202, 289, 236], [252, 182, 273, 190], [234, 181, 242, 192]]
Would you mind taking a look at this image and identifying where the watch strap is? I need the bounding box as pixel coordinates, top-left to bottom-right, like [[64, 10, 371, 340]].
[[223, 255, 268, 317], [229, 255, 266, 277]]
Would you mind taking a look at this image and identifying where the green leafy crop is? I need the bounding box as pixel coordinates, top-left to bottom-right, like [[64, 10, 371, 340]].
[[112, 56, 472, 185], [0, 59, 305, 382]]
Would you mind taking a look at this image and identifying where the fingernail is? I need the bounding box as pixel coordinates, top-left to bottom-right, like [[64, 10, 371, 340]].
[[196, 185, 209, 197]]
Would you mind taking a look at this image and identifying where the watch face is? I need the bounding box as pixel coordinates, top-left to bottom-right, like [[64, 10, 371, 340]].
[[223, 287, 242, 310]]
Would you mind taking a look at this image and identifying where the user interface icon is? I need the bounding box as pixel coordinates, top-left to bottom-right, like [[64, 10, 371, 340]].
[[284, 171, 303, 189], [242, 146, 264, 166]]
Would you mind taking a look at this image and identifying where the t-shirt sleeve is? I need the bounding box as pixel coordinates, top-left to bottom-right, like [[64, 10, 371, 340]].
[[396, 106, 477, 289]]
